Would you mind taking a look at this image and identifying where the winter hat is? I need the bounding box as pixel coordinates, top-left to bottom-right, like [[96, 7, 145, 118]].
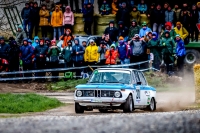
[[142, 21, 147, 26], [28, 39, 32, 44], [25, 3, 29, 6], [165, 22, 172, 27], [118, 21, 123, 25], [118, 36, 124, 40], [109, 20, 115, 24], [176, 34, 181, 38], [134, 34, 139, 37], [51, 40, 56, 44], [18, 25, 23, 29], [152, 32, 157, 36], [164, 30, 170, 34], [197, 2, 200, 5], [40, 39, 44, 43], [89, 39, 94, 43], [111, 44, 116, 49], [176, 22, 181, 26], [0, 36, 4, 40]]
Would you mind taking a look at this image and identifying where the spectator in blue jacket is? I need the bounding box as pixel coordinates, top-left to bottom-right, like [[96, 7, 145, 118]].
[[21, 3, 31, 38], [100, 0, 111, 15], [32, 36, 40, 48], [175, 34, 186, 77], [117, 36, 131, 68], [137, 0, 147, 14], [72, 38, 84, 78], [20, 38, 34, 83], [139, 21, 152, 38]]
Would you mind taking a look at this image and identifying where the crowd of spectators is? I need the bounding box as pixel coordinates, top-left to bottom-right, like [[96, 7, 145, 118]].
[[1, 0, 200, 83]]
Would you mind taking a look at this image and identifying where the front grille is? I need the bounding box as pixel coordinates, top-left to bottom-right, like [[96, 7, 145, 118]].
[[80, 90, 116, 97]]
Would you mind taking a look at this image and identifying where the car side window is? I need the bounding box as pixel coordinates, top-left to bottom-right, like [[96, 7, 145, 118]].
[[133, 71, 140, 83], [138, 72, 147, 85]]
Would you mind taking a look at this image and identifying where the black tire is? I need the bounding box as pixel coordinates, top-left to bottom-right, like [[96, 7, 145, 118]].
[[185, 49, 200, 69], [99, 109, 108, 113], [75, 103, 84, 113], [123, 95, 134, 113], [147, 98, 156, 111]]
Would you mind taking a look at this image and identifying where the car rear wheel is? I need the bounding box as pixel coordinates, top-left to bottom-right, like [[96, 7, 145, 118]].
[[123, 95, 133, 113], [185, 49, 200, 70], [75, 103, 84, 113], [99, 109, 108, 113], [147, 98, 156, 111]]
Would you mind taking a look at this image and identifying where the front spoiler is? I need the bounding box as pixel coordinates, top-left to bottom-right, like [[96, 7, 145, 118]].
[[74, 100, 126, 104]]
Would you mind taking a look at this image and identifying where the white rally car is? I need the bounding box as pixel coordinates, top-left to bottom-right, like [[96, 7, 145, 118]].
[[74, 68, 156, 113]]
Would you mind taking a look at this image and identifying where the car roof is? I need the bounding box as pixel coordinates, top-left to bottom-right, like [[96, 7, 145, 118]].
[[96, 68, 138, 72]]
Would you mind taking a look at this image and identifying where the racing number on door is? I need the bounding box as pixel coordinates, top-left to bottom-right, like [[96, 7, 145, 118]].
[[136, 86, 140, 100]]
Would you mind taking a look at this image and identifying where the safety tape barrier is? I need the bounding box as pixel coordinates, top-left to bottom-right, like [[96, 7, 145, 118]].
[[0, 60, 150, 75]]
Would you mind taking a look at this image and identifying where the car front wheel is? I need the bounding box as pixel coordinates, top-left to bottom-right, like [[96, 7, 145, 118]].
[[123, 95, 133, 113], [147, 98, 156, 111], [75, 103, 84, 113]]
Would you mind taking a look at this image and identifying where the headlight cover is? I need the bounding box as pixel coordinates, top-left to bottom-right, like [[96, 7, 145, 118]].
[[114, 91, 121, 98], [76, 90, 82, 97]]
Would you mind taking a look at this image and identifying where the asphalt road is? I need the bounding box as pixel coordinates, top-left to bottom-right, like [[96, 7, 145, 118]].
[[0, 110, 199, 133]]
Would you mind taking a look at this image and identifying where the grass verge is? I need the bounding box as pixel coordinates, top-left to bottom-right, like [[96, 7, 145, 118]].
[[47, 79, 87, 91], [0, 93, 63, 113]]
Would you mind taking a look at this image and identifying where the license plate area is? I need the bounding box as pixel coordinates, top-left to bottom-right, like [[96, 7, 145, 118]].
[[91, 99, 102, 103]]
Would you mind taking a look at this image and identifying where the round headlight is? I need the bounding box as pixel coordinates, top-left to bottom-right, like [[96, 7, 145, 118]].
[[76, 90, 82, 97], [114, 91, 121, 98]]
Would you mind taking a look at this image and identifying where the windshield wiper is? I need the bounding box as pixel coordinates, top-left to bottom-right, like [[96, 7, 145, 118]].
[[106, 81, 124, 84]]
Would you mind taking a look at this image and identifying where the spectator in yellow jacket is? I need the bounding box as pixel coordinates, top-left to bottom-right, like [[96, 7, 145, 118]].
[[39, 4, 50, 38], [111, 0, 118, 15], [51, 5, 63, 40], [174, 22, 189, 40], [84, 39, 99, 66]]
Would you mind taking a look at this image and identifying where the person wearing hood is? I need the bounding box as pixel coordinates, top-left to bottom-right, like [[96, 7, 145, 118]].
[[190, 4, 199, 42], [118, 21, 129, 41], [83, 3, 94, 35], [105, 43, 118, 65], [117, 36, 131, 68], [16, 25, 27, 46], [104, 20, 119, 43], [147, 32, 161, 70], [175, 34, 186, 77], [32, 36, 40, 48], [39, 4, 50, 38], [128, 19, 140, 40], [129, 34, 147, 69], [137, 0, 147, 14], [174, 22, 189, 41], [8, 40, 20, 83], [44, 37, 51, 47], [60, 29, 74, 48], [161, 22, 177, 39], [20, 38, 34, 83], [173, 4, 181, 22], [72, 38, 84, 77], [111, 0, 118, 15], [100, 0, 111, 15], [139, 21, 152, 38], [84, 39, 99, 65], [98, 41, 108, 65], [0, 37, 10, 61], [21, 3, 31, 38], [48, 40, 61, 82], [165, 5, 176, 27], [35, 39, 48, 82], [160, 30, 176, 75], [62, 40, 73, 68], [63, 6, 74, 31], [30, 2, 40, 39], [130, 6, 141, 24], [51, 5, 63, 40], [116, 2, 130, 27]]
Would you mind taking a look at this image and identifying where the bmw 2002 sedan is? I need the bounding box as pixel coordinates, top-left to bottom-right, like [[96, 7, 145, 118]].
[[74, 68, 156, 113]]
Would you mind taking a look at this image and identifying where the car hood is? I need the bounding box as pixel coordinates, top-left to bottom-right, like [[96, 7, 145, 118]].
[[76, 83, 130, 90]]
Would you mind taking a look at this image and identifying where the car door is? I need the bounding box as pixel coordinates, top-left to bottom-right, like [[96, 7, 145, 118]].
[[138, 71, 149, 105], [133, 71, 144, 105]]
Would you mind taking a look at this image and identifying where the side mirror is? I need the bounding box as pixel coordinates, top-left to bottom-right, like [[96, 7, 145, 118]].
[[137, 82, 142, 85]]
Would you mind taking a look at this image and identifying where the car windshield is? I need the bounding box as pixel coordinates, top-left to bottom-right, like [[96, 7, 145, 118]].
[[88, 70, 131, 84]]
